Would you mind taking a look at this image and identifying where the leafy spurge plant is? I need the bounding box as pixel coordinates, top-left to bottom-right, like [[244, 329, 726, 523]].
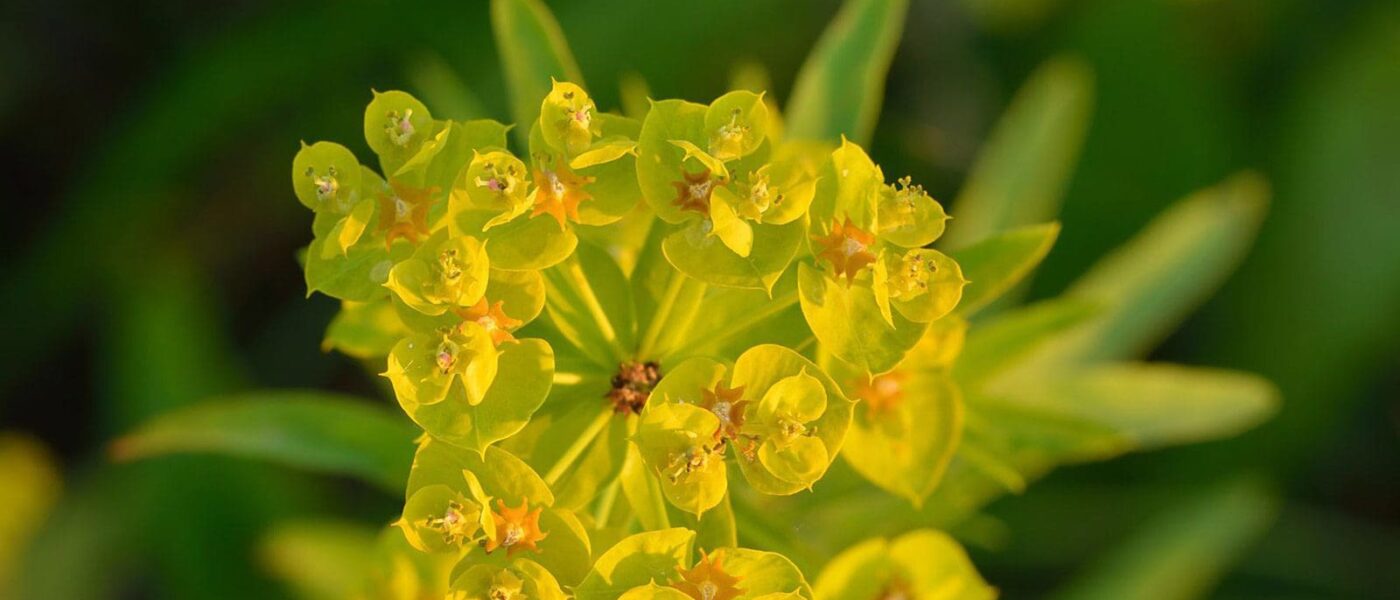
[[116, 0, 1279, 598]]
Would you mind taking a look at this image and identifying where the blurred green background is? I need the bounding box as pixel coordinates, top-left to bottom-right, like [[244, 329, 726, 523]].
[[1, 0, 1397, 597]]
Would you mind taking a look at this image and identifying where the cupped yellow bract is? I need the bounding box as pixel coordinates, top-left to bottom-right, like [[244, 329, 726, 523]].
[[635, 346, 853, 516]]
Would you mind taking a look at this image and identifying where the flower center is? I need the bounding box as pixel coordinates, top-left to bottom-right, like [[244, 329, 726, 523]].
[[607, 361, 662, 415], [501, 523, 524, 548], [386, 109, 415, 146], [436, 341, 459, 373]]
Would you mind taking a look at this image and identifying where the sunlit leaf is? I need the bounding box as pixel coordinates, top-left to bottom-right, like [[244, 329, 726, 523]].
[[786, 0, 909, 144], [111, 392, 417, 493]]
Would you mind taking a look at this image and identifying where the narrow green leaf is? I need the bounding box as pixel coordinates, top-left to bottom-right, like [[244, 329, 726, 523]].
[[491, 0, 584, 147], [258, 520, 378, 600], [541, 239, 637, 366], [405, 53, 488, 121], [951, 222, 1060, 316], [955, 298, 1099, 388], [1004, 363, 1279, 449], [1053, 479, 1279, 600], [785, 0, 909, 144], [690, 493, 738, 553], [1028, 173, 1269, 367], [620, 444, 671, 531], [945, 56, 1094, 248], [111, 391, 417, 493]]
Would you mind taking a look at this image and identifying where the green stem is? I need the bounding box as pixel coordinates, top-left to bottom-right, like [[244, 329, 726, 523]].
[[544, 409, 613, 486], [593, 473, 622, 525], [666, 290, 800, 362], [637, 270, 687, 360], [562, 255, 628, 362]]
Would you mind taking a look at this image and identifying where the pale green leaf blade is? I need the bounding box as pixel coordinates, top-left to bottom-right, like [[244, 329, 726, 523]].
[[786, 0, 909, 144], [258, 520, 378, 600], [955, 298, 1099, 388], [620, 444, 671, 531], [951, 222, 1060, 316], [1031, 173, 1269, 367], [491, 0, 584, 147], [945, 56, 1094, 248], [1053, 479, 1279, 600], [111, 392, 417, 493], [1003, 363, 1279, 449]]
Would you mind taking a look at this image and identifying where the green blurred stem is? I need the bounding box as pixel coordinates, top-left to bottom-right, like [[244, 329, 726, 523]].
[[560, 254, 628, 361], [593, 473, 622, 525], [666, 289, 800, 362], [638, 272, 688, 360], [544, 409, 612, 486]]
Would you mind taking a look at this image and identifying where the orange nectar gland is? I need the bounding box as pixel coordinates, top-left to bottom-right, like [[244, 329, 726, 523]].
[[377, 180, 437, 249], [813, 217, 878, 286], [853, 371, 906, 415], [531, 158, 594, 229], [700, 383, 755, 457], [455, 298, 521, 346], [672, 550, 745, 600], [484, 498, 547, 557], [672, 169, 718, 214]]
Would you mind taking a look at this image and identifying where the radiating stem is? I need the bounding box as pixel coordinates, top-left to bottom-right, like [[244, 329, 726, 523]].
[[544, 408, 613, 486], [562, 256, 628, 361], [666, 289, 800, 362], [593, 473, 622, 525], [637, 269, 687, 360]]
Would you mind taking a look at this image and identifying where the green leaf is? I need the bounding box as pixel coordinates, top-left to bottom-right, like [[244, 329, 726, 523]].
[[110, 391, 417, 493], [944, 57, 1094, 248], [541, 239, 637, 367], [552, 415, 628, 510], [955, 298, 1099, 389], [322, 299, 405, 359], [798, 263, 926, 374], [950, 222, 1060, 316], [491, 0, 584, 148], [686, 493, 737, 553], [1001, 363, 1278, 449], [257, 520, 377, 600], [534, 507, 594, 586], [786, 0, 909, 145], [576, 528, 695, 600], [620, 444, 671, 531], [405, 53, 489, 121], [1052, 479, 1278, 600], [1012, 173, 1269, 368]]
